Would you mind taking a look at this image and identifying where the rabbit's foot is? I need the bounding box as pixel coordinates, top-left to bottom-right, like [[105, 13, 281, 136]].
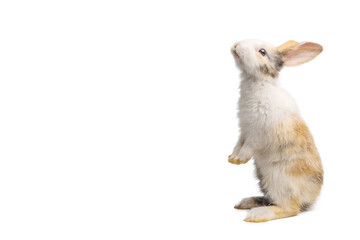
[[228, 155, 250, 165]]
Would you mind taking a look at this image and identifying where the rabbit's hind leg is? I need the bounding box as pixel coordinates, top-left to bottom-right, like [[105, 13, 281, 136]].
[[244, 204, 300, 223]]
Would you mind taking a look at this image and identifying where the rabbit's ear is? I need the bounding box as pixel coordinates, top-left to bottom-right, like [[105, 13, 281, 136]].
[[277, 41, 323, 66]]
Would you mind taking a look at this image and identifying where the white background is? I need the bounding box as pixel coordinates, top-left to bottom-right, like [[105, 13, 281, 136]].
[[1, 0, 359, 239]]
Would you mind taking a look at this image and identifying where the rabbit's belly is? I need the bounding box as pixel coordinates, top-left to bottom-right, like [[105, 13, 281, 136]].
[[239, 102, 283, 140]]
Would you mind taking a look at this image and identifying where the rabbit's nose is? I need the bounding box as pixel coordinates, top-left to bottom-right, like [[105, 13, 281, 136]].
[[233, 42, 241, 49]]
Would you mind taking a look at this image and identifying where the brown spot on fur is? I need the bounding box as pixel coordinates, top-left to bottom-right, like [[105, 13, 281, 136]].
[[271, 202, 300, 216], [271, 117, 319, 155], [234, 196, 272, 210], [260, 64, 278, 78], [234, 196, 273, 210], [266, 116, 324, 212], [288, 157, 323, 178], [271, 117, 323, 175], [257, 49, 283, 78], [271, 51, 284, 71], [253, 197, 273, 206], [256, 53, 265, 63]]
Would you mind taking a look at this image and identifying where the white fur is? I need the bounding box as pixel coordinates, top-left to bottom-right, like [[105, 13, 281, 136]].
[[230, 40, 323, 222], [245, 207, 275, 221], [230, 72, 299, 159], [231, 40, 300, 161], [231, 40, 302, 205]]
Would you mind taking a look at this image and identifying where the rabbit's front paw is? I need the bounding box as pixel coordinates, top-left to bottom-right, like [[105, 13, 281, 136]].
[[228, 155, 250, 165]]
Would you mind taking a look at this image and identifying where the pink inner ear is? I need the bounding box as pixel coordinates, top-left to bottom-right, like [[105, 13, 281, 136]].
[[284, 51, 314, 66], [284, 43, 322, 66]]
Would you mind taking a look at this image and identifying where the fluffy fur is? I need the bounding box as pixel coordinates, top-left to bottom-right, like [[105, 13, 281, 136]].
[[229, 39, 323, 222]]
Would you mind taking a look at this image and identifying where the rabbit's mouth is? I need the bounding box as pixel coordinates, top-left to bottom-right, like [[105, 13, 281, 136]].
[[231, 48, 244, 63], [231, 47, 237, 56], [233, 52, 244, 65], [233, 56, 245, 72]]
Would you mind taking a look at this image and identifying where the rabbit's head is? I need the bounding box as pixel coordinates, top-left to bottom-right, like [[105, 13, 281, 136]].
[[231, 39, 323, 79]]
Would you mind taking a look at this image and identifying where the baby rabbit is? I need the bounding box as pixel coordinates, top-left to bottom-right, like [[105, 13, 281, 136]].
[[229, 40, 323, 222]]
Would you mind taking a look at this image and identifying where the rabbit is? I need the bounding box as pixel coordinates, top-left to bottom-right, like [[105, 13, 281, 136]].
[[229, 39, 324, 222]]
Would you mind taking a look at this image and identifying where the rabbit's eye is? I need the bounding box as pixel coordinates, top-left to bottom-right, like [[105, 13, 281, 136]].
[[259, 49, 267, 56]]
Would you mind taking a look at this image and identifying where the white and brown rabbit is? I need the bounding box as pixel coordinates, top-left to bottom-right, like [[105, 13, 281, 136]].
[[229, 40, 323, 222]]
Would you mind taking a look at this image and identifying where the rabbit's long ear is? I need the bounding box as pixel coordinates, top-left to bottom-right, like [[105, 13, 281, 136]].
[[277, 41, 323, 66]]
